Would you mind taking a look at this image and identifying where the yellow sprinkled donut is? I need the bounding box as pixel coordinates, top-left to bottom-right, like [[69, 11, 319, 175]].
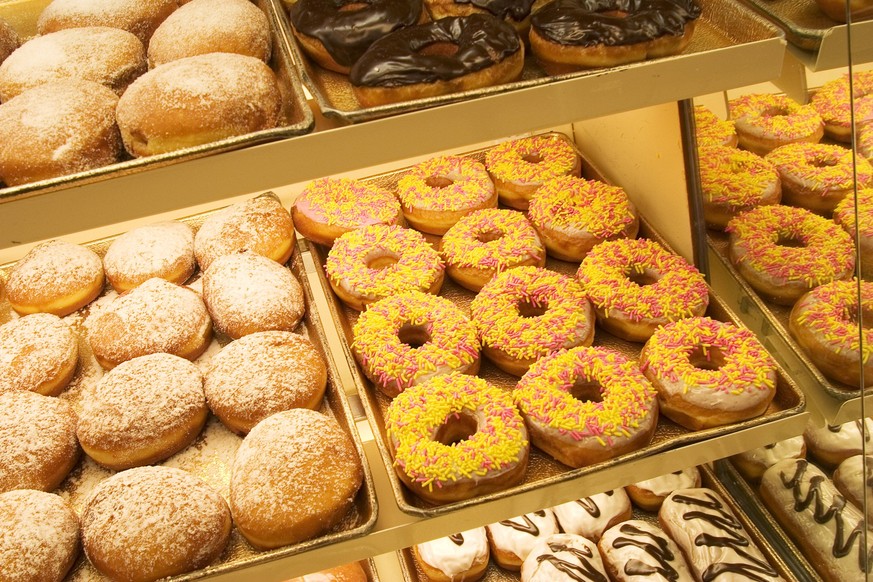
[[396, 155, 497, 235], [834, 188, 873, 281], [385, 373, 529, 504], [726, 205, 855, 305], [810, 72, 873, 142], [484, 133, 581, 210], [640, 316, 778, 430], [513, 345, 658, 468], [325, 224, 444, 311], [352, 291, 481, 398], [576, 238, 709, 342], [470, 266, 595, 376], [439, 208, 545, 292], [861, 122, 873, 163], [694, 104, 737, 148], [728, 93, 824, 156], [527, 175, 639, 262]]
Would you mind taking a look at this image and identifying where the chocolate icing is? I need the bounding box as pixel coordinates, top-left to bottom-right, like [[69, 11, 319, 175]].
[[498, 510, 547, 535], [613, 523, 682, 580], [536, 541, 608, 581], [449, 532, 464, 545], [349, 13, 521, 87], [288, 0, 423, 67], [452, 0, 537, 21], [531, 0, 701, 47]]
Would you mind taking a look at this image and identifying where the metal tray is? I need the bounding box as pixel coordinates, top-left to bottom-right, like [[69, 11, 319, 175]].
[[0, 0, 314, 202], [397, 463, 799, 581], [0, 197, 378, 581], [736, 0, 866, 51], [273, 0, 783, 123], [307, 133, 805, 518]]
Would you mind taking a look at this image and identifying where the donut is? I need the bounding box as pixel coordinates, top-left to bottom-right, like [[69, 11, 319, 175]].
[[423, 0, 543, 38], [396, 155, 497, 235], [804, 418, 873, 469], [439, 208, 545, 292], [625, 466, 702, 512], [471, 266, 595, 376], [201, 249, 305, 339], [384, 373, 529, 503], [860, 119, 873, 162], [286, 562, 369, 582], [728, 93, 824, 155], [486, 509, 560, 571], [291, 177, 405, 247], [659, 488, 782, 581], [815, 0, 873, 20], [760, 459, 871, 582], [0, 26, 146, 101], [764, 142, 873, 215], [694, 104, 737, 148], [576, 237, 709, 342], [81, 466, 232, 582], [810, 72, 873, 142], [730, 435, 806, 481], [528, 0, 701, 73], [77, 353, 207, 470], [0, 18, 20, 65], [229, 408, 364, 549], [87, 277, 212, 369], [726, 204, 855, 305], [325, 224, 445, 311], [513, 346, 658, 468], [351, 290, 480, 398], [288, 0, 426, 74], [103, 221, 196, 292], [413, 527, 489, 582], [521, 533, 609, 582], [348, 14, 524, 108], [598, 519, 695, 582], [696, 144, 782, 230], [194, 192, 295, 272], [0, 78, 121, 187], [835, 188, 873, 280], [204, 331, 327, 434], [6, 239, 104, 317], [0, 391, 79, 493], [0, 313, 78, 396], [639, 316, 778, 430], [37, 0, 179, 45], [483, 134, 581, 210], [0, 489, 80, 582], [833, 454, 873, 523], [115, 52, 282, 157], [552, 489, 633, 542], [527, 175, 639, 262]]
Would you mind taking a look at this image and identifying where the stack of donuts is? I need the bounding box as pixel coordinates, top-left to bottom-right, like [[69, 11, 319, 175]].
[[294, 132, 781, 507], [0, 191, 366, 581], [0, 0, 287, 187], [286, 0, 702, 107]]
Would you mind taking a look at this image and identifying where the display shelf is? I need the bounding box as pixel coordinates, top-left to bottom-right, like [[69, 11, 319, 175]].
[[787, 20, 873, 70]]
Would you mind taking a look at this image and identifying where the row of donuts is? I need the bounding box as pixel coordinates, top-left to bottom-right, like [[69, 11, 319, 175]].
[[0, 0, 285, 186]]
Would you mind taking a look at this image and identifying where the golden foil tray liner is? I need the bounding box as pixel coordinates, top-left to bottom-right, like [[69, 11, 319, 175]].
[[396, 463, 800, 581], [0, 0, 315, 202], [275, 0, 783, 123], [735, 0, 867, 50], [306, 132, 805, 518], [0, 194, 378, 581]]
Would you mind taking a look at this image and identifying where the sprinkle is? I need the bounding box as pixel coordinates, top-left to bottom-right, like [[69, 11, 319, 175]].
[[694, 105, 737, 147], [791, 279, 873, 364], [528, 175, 637, 236], [765, 142, 873, 194], [697, 145, 779, 208], [396, 156, 495, 212], [810, 71, 873, 132], [728, 93, 823, 143], [485, 134, 578, 184], [294, 177, 401, 229], [835, 188, 873, 238], [440, 208, 544, 270]]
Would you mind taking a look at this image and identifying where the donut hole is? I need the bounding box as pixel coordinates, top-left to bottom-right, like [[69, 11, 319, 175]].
[[844, 304, 873, 329], [521, 152, 543, 164], [476, 230, 504, 244], [517, 298, 548, 318], [811, 155, 839, 168], [366, 253, 400, 270], [761, 106, 790, 118], [426, 175, 454, 189], [397, 323, 432, 349], [775, 233, 807, 249], [627, 268, 659, 287], [434, 411, 478, 446], [417, 41, 459, 58], [569, 378, 603, 404], [688, 345, 727, 372]]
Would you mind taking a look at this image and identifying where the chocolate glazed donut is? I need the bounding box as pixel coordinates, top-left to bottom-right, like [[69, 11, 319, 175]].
[[349, 13, 524, 107], [288, 0, 425, 73]]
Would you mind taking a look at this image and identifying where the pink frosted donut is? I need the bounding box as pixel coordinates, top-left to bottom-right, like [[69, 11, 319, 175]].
[[728, 93, 824, 155]]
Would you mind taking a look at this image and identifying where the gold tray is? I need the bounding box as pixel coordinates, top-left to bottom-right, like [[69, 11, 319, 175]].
[[396, 463, 799, 581], [0, 198, 378, 581], [307, 133, 805, 518], [736, 0, 867, 50], [274, 0, 782, 123], [0, 0, 315, 201]]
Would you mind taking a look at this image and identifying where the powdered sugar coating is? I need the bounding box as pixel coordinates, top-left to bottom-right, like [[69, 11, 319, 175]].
[[0, 312, 78, 394], [37, 0, 179, 44], [103, 221, 195, 291], [0, 489, 80, 582]]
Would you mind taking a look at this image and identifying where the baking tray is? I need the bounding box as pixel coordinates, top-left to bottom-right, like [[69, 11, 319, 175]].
[[736, 0, 867, 51], [0, 0, 314, 201], [307, 133, 805, 518], [0, 197, 377, 581], [273, 0, 783, 123], [397, 463, 799, 581]]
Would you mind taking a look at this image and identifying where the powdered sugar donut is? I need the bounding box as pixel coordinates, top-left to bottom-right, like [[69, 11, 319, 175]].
[[0, 313, 78, 396], [626, 466, 702, 511], [37, 0, 178, 44], [103, 221, 195, 292], [552, 488, 632, 542], [413, 527, 490, 582], [0, 18, 19, 66], [486, 509, 560, 571]]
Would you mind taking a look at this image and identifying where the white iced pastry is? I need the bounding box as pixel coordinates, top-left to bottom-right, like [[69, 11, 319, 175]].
[[552, 488, 632, 542]]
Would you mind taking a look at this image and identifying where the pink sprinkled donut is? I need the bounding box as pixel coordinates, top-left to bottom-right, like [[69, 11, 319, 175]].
[[484, 133, 581, 210], [728, 93, 824, 156], [513, 345, 658, 468], [291, 177, 404, 247], [726, 204, 855, 305], [396, 155, 497, 235], [811, 71, 873, 142], [576, 238, 709, 342], [470, 266, 594, 376], [694, 104, 737, 148], [834, 188, 873, 280]]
